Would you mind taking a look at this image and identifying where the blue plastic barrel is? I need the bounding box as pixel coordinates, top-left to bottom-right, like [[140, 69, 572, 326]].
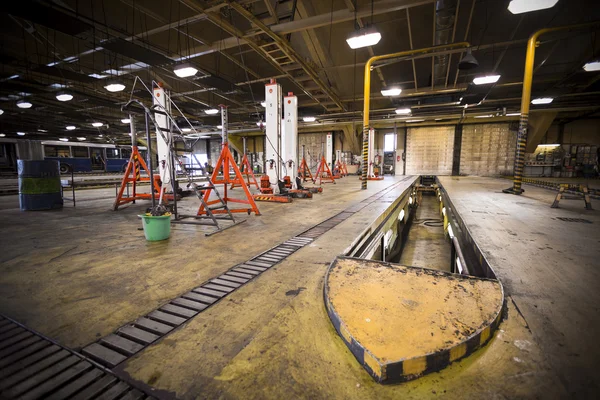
[[18, 160, 63, 211]]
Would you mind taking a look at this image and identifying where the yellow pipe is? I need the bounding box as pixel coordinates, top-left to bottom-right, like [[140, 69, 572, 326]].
[[507, 22, 600, 194], [361, 42, 471, 189]]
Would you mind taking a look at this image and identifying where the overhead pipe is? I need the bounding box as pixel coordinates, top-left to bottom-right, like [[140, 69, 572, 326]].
[[361, 42, 471, 189], [504, 21, 600, 195]]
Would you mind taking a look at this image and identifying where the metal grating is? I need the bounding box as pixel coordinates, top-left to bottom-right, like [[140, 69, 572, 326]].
[[556, 217, 593, 223], [0, 315, 154, 400]]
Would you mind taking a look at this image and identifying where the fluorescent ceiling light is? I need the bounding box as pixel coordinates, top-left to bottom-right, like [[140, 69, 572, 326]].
[[0, 109, 3, 115], [435, 118, 443, 121], [89, 73, 108, 79], [303, 116, 316, 122], [38, 129, 47, 132], [92, 122, 103, 127], [395, 108, 411, 115], [121, 118, 131, 124], [0, 134, 5, 137], [205, 109, 219, 115], [200, 135, 211, 139], [16, 100, 32, 109], [77, 137, 86, 141], [17, 132, 26, 136], [538, 144, 560, 147], [506, 112, 521, 116], [508, 0, 559, 14], [98, 134, 103, 137], [173, 63, 198, 78], [66, 125, 76, 130], [473, 75, 501, 85], [59, 138, 69, 142], [531, 97, 553, 105], [261, 102, 266, 107], [346, 26, 381, 49], [217, 125, 223, 129], [583, 61, 600, 72], [474, 115, 494, 118], [182, 128, 192, 132], [406, 119, 425, 123], [56, 92, 73, 102], [104, 82, 125, 92], [381, 88, 402, 96]]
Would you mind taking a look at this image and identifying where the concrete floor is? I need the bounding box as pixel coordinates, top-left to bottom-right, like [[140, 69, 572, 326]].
[[1, 175, 598, 399]]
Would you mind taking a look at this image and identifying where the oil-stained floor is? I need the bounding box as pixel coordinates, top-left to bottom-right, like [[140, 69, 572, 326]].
[[397, 194, 451, 271], [1, 175, 598, 399]]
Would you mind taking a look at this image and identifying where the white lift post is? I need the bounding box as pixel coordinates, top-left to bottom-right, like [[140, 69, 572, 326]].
[[265, 79, 282, 191], [326, 133, 333, 170], [153, 85, 172, 187], [282, 92, 298, 187]]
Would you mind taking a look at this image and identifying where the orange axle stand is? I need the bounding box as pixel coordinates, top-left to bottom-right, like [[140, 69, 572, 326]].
[[230, 153, 259, 190], [314, 155, 336, 185], [113, 146, 164, 210], [197, 143, 260, 216]]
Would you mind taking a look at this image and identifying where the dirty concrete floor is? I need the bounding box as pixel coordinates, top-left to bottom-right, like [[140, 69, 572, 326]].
[[1, 175, 597, 399], [397, 194, 451, 271]]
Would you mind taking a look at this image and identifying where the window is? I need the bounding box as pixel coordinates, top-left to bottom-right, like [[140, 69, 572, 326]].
[[120, 148, 131, 159], [72, 146, 89, 158], [384, 134, 396, 152], [106, 148, 120, 159], [44, 145, 70, 157]]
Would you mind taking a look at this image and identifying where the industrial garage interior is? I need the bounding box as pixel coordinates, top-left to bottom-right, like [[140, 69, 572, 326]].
[[0, 0, 599, 399]]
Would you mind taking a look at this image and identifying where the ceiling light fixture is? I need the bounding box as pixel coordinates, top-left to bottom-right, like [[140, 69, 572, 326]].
[[56, 91, 73, 102], [346, 26, 381, 49], [217, 125, 223, 129], [77, 137, 86, 141], [395, 108, 411, 115], [204, 109, 219, 115], [66, 125, 76, 130], [406, 119, 425, 123], [0, 134, 6, 137], [531, 97, 554, 105], [261, 102, 266, 107], [92, 122, 103, 127], [173, 62, 198, 78], [200, 135, 211, 139], [381, 88, 402, 96], [0, 109, 3, 115], [256, 121, 263, 127], [508, 0, 559, 14], [16, 100, 32, 109], [474, 115, 494, 118], [17, 132, 26, 136], [458, 49, 479, 70], [182, 128, 192, 132], [473, 75, 501, 85], [104, 81, 125, 92], [121, 118, 131, 124], [98, 134, 103, 137], [303, 116, 316, 122], [583, 60, 600, 72], [59, 138, 69, 142], [506, 112, 521, 116]]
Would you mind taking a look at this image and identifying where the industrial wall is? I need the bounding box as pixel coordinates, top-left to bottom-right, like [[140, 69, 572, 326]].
[[299, 133, 328, 170], [545, 119, 600, 145], [405, 126, 455, 175], [459, 123, 517, 176]]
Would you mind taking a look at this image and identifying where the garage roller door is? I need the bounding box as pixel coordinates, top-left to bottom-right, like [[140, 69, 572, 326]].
[[406, 126, 455, 175], [460, 123, 516, 176]]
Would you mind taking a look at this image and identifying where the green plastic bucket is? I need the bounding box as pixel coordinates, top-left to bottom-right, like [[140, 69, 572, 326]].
[[139, 214, 171, 241]]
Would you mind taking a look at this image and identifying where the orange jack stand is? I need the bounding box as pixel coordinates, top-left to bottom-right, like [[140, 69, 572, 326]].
[[230, 153, 259, 190], [298, 157, 314, 183], [113, 146, 163, 210], [314, 156, 336, 185], [335, 160, 348, 177], [197, 143, 260, 216]]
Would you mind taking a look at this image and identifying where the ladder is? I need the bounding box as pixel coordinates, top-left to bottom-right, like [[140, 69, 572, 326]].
[[122, 99, 244, 236]]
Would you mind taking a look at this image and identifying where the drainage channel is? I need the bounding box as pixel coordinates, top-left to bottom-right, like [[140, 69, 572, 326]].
[[80, 177, 416, 369], [0, 315, 155, 400]]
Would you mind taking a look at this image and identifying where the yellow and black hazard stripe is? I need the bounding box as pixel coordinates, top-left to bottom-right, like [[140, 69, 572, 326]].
[[133, 154, 140, 181]]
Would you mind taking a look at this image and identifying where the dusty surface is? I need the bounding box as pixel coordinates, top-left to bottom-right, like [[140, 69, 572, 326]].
[[0, 176, 404, 349], [439, 176, 600, 398], [327, 258, 502, 362], [397, 194, 451, 271]]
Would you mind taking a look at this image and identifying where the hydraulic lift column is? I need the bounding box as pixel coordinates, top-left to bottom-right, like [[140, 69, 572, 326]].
[[153, 84, 172, 188], [283, 92, 298, 187], [265, 79, 282, 192]]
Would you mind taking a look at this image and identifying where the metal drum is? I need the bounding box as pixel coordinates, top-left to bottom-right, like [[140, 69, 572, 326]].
[[18, 160, 63, 211]]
